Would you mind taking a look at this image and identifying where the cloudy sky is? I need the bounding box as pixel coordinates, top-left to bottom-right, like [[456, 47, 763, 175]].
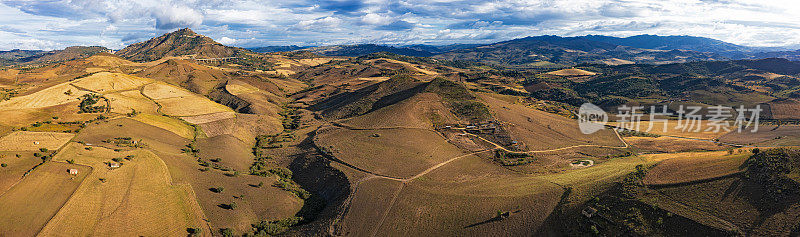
[[2, 0, 800, 50]]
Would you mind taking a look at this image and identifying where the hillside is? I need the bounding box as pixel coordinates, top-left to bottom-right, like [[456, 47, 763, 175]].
[[115, 28, 247, 62], [0, 46, 108, 66], [302, 44, 434, 57], [434, 35, 725, 67]]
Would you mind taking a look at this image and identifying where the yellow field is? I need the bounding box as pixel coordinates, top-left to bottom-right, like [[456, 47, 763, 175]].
[[41, 143, 209, 235], [609, 120, 730, 139], [0, 162, 90, 236], [0, 131, 75, 151], [625, 136, 726, 153], [180, 111, 236, 124], [71, 72, 153, 93], [142, 82, 233, 117], [225, 80, 260, 95], [105, 90, 159, 114], [545, 68, 597, 76], [0, 82, 89, 111], [131, 113, 196, 139]]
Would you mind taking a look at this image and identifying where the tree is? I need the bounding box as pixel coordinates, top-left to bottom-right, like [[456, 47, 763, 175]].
[[219, 228, 233, 237]]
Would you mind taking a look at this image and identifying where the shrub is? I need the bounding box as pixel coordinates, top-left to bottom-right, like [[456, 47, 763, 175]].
[[1, 163, 6, 167], [219, 228, 234, 237]]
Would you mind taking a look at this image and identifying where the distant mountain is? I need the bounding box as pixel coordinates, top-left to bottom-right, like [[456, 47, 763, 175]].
[[116, 28, 249, 62], [753, 49, 800, 61], [434, 35, 725, 67], [247, 45, 310, 53], [302, 44, 434, 57], [580, 35, 758, 58], [0, 46, 108, 65], [400, 44, 483, 54]]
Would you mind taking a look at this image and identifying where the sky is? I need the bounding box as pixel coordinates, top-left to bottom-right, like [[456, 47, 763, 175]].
[[2, 0, 800, 51]]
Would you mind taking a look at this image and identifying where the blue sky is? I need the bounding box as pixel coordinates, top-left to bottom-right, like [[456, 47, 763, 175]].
[[1, 0, 800, 50]]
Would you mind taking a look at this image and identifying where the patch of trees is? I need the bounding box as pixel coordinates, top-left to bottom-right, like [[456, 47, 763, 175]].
[[250, 217, 302, 236], [78, 93, 106, 113], [494, 150, 535, 166], [742, 148, 800, 202]]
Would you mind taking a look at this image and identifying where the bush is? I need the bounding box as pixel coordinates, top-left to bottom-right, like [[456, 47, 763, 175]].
[[1, 163, 6, 167], [210, 187, 224, 193], [219, 228, 234, 237]]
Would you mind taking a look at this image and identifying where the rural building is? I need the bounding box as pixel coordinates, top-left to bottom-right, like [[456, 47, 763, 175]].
[[582, 207, 597, 218], [68, 169, 78, 175], [109, 163, 120, 168]]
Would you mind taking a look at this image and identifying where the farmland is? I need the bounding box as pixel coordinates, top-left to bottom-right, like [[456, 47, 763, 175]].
[[40, 144, 208, 236], [0, 131, 74, 151], [0, 162, 89, 235], [314, 126, 468, 178]]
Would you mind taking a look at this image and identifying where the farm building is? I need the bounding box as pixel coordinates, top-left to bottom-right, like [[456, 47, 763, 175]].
[[68, 169, 78, 175], [109, 163, 120, 168], [582, 207, 597, 218]]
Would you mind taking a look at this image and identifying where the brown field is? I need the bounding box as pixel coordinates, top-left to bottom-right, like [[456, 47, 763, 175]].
[[0, 151, 39, 195], [314, 126, 469, 178], [196, 113, 282, 141], [0, 131, 75, 151], [341, 93, 460, 130], [626, 136, 728, 153], [763, 98, 800, 120], [480, 93, 625, 150], [642, 151, 750, 185], [41, 144, 209, 236], [608, 120, 730, 139], [370, 156, 564, 236], [105, 90, 159, 114], [545, 68, 597, 76], [718, 125, 800, 146], [0, 162, 90, 236], [71, 72, 153, 93], [181, 111, 237, 125]]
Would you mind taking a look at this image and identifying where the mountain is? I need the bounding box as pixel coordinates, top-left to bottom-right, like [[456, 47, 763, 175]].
[[435, 35, 724, 67], [399, 44, 483, 54], [247, 45, 310, 53], [580, 35, 758, 58], [302, 44, 434, 57], [0, 46, 108, 65], [115, 28, 248, 62]]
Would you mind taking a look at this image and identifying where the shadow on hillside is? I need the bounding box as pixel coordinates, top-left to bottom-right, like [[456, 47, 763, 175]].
[[463, 210, 520, 229], [721, 177, 800, 228]]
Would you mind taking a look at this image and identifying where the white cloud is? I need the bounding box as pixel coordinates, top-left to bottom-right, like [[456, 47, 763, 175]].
[[2, 0, 800, 49], [217, 36, 236, 45]]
